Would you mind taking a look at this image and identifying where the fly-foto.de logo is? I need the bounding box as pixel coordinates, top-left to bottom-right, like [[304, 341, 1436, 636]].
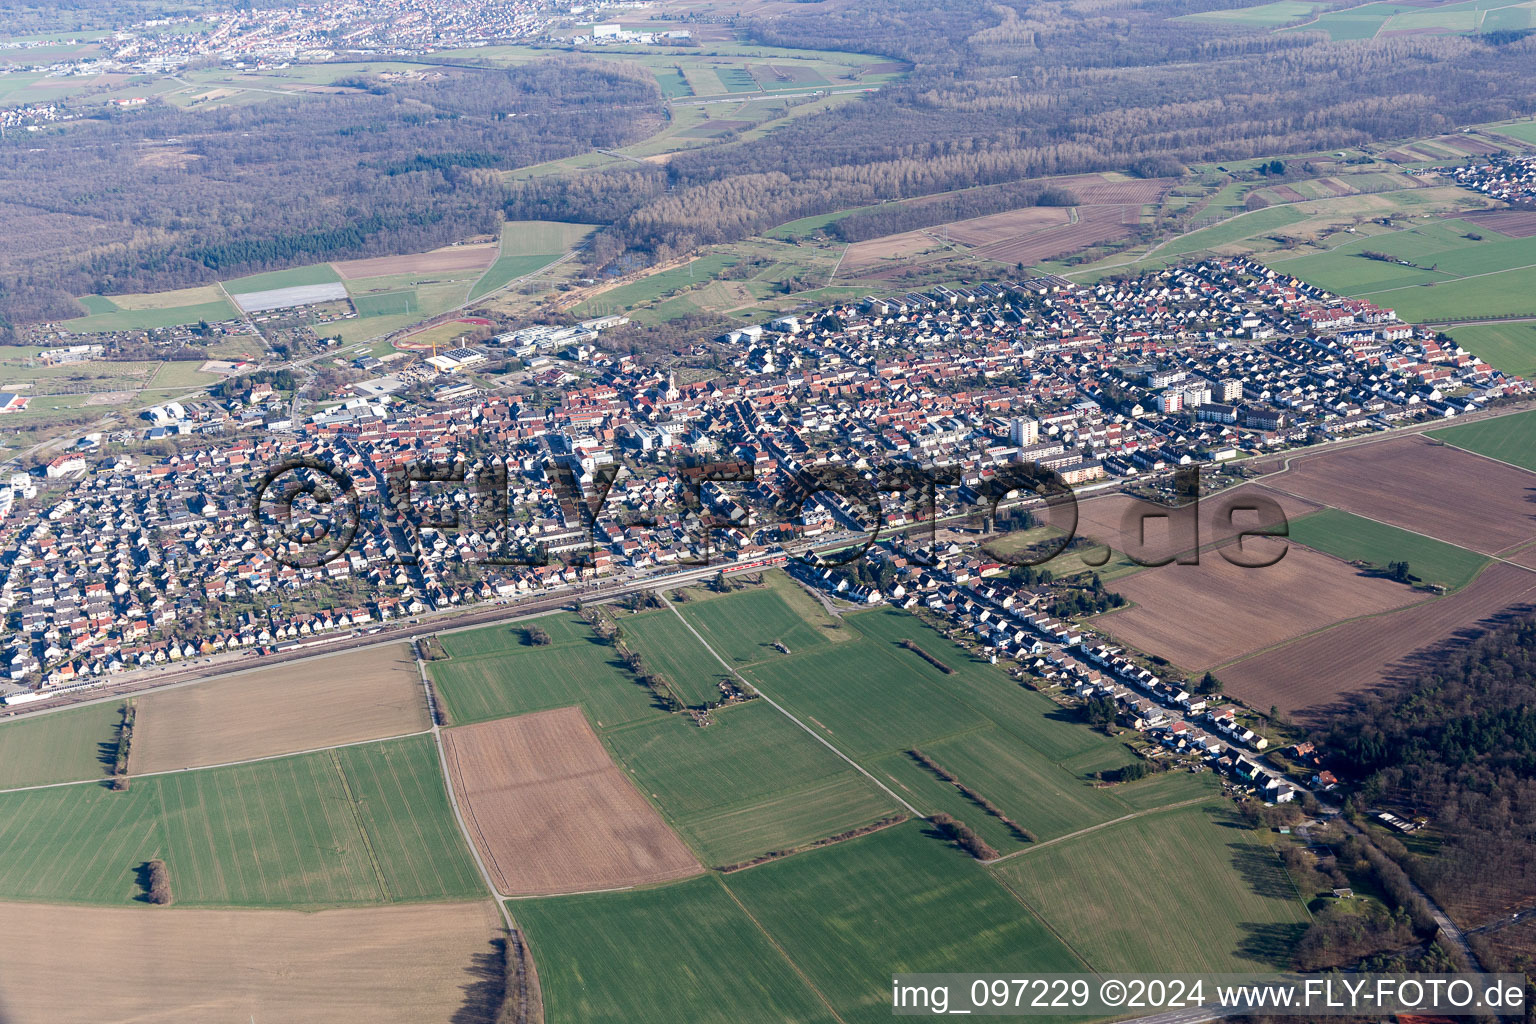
[[250, 458, 1291, 571]]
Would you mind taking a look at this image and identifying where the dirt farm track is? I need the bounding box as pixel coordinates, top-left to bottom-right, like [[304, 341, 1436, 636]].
[[442, 707, 701, 896]]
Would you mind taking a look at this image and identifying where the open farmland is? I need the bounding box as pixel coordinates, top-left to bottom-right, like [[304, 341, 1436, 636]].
[[1258, 434, 1536, 556], [332, 243, 497, 280], [1447, 321, 1536, 378], [992, 801, 1310, 973], [1287, 507, 1490, 591], [1069, 481, 1320, 564], [0, 702, 121, 790], [615, 608, 732, 707], [442, 708, 700, 895], [722, 823, 1083, 1022], [744, 607, 1172, 844], [512, 875, 838, 1024], [1099, 543, 1423, 673], [0, 734, 482, 907], [605, 700, 899, 867], [0, 900, 504, 1024], [429, 614, 660, 727], [1455, 209, 1536, 239], [1431, 406, 1536, 473], [1220, 560, 1536, 716], [677, 585, 829, 667], [131, 643, 429, 773], [468, 219, 596, 301]]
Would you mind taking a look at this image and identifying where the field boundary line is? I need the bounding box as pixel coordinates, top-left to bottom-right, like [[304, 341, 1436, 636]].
[[656, 590, 921, 818], [982, 795, 1212, 866], [1429, 434, 1536, 482], [417, 651, 516, 932], [0, 727, 436, 795], [714, 874, 851, 1024], [329, 747, 392, 902], [987, 869, 1097, 970]]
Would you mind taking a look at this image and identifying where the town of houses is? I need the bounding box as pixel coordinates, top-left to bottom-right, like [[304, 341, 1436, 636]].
[[0, 256, 1526, 709]]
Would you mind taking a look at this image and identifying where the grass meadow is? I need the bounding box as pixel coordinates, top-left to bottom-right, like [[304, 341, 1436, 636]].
[[0, 702, 121, 789], [1431, 407, 1536, 472], [722, 822, 1084, 1022]]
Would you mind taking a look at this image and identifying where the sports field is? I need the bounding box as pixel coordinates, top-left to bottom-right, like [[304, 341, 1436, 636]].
[[1287, 507, 1489, 591], [513, 874, 839, 1024], [0, 702, 121, 789], [131, 643, 429, 773], [992, 801, 1311, 973], [0, 734, 482, 907], [1431, 406, 1536, 473], [605, 700, 900, 866]]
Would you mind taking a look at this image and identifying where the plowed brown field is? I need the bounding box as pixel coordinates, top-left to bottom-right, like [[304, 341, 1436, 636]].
[[132, 643, 429, 773], [0, 900, 504, 1024], [1259, 435, 1536, 555], [442, 707, 701, 896], [1221, 561, 1536, 717], [1099, 544, 1422, 672], [333, 244, 496, 280]]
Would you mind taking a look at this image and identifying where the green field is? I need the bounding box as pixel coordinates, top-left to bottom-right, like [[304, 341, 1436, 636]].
[[59, 298, 240, 333], [513, 875, 839, 1024], [1490, 121, 1536, 146], [0, 734, 481, 907], [1288, 507, 1489, 590], [604, 700, 899, 866], [0, 702, 121, 789], [1448, 322, 1536, 378], [617, 608, 731, 707], [429, 615, 660, 727], [1181, 0, 1330, 26], [993, 801, 1311, 973], [677, 586, 830, 668], [440, 612, 590, 658], [722, 823, 1083, 1022], [225, 263, 342, 294], [743, 607, 1176, 846], [468, 220, 596, 301], [1430, 407, 1536, 472], [1265, 219, 1536, 321]]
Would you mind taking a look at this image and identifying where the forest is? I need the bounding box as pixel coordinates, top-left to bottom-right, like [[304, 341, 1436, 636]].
[[0, 59, 660, 333], [1319, 609, 1536, 943], [505, 0, 1536, 272]]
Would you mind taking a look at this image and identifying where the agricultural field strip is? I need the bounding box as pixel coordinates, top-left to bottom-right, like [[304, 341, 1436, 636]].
[[1068, 172, 1442, 277], [0, 727, 432, 796], [656, 591, 921, 817], [1262, 462, 1536, 568], [982, 795, 1220, 865], [412, 649, 516, 931]]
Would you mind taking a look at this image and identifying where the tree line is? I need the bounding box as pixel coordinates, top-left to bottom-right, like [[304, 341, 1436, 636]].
[[0, 60, 660, 333]]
